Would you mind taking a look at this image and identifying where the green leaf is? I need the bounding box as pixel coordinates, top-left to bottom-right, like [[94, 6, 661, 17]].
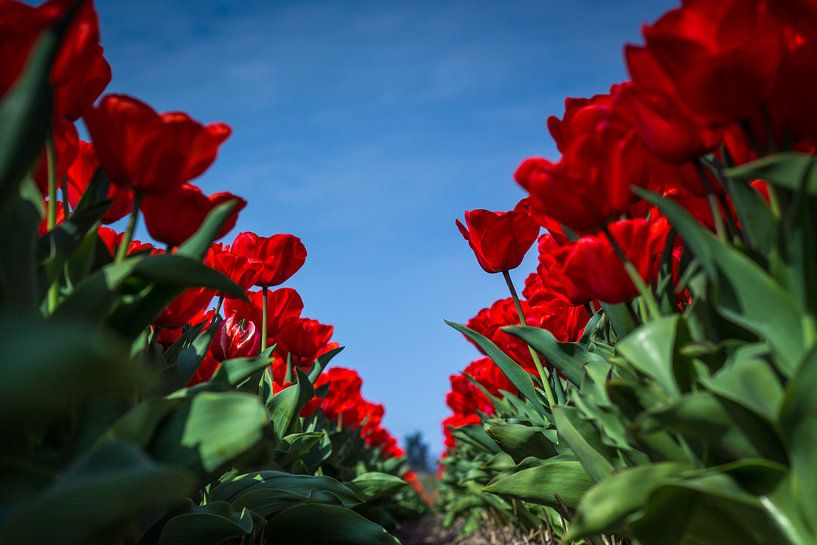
[[725, 152, 817, 194], [616, 315, 682, 397], [265, 503, 399, 545], [504, 325, 601, 387], [0, 441, 194, 545], [485, 423, 558, 462], [176, 200, 239, 260], [156, 501, 256, 545], [308, 346, 344, 383], [483, 460, 593, 510], [645, 391, 787, 463], [553, 406, 614, 482], [0, 319, 140, 422], [0, 177, 43, 313], [567, 462, 690, 539], [212, 471, 361, 512], [778, 346, 817, 530], [636, 187, 806, 375], [347, 472, 407, 502], [446, 320, 538, 404]]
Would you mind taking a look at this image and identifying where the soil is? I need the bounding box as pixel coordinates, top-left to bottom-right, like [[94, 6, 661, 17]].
[[396, 515, 558, 545]]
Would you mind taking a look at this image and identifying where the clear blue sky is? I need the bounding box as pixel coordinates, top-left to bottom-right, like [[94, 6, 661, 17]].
[[93, 0, 676, 453]]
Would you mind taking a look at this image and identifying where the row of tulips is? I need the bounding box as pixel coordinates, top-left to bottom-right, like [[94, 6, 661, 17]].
[[0, 1, 425, 544], [440, 0, 817, 543]]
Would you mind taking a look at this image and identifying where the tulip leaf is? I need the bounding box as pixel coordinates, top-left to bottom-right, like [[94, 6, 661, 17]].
[[504, 325, 601, 386], [567, 462, 690, 539], [483, 460, 593, 510], [485, 423, 558, 462], [636, 187, 806, 376], [156, 501, 256, 545], [0, 177, 43, 314], [307, 346, 344, 383], [265, 503, 399, 545], [725, 152, 817, 194], [616, 315, 682, 397], [176, 200, 239, 260], [552, 406, 615, 482], [446, 320, 538, 405], [347, 472, 407, 502], [0, 441, 194, 545], [778, 346, 817, 530]]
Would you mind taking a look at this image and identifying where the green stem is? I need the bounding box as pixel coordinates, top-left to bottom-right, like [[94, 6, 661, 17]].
[[602, 226, 661, 321], [261, 286, 269, 352], [45, 133, 59, 313], [114, 192, 142, 263], [694, 162, 727, 242], [502, 270, 556, 408]]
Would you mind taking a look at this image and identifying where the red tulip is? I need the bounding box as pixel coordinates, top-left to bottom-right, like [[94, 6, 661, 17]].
[[153, 287, 214, 329], [442, 413, 481, 450], [97, 226, 154, 258], [615, 79, 720, 164], [276, 317, 338, 368], [211, 315, 260, 362], [142, 184, 245, 247], [515, 91, 648, 232], [560, 218, 669, 304], [0, 0, 111, 119], [628, 0, 788, 126], [66, 141, 133, 223], [231, 232, 307, 287], [205, 244, 259, 291], [84, 94, 231, 195], [223, 287, 303, 341], [455, 198, 540, 273]]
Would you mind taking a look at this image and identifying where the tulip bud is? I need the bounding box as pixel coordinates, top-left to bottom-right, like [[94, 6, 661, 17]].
[[212, 315, 260, 362]]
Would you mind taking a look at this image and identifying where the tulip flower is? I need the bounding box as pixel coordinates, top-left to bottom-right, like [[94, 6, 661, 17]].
[[141, 184, 246, 248], [559, 218, 669, 305], [211, 315, 260, 362], [515, 91, 647, 233], [66, 141, 133, 223], [231, 232, 307, 288], [34, 117, 78, 195], [455, 199, 540, 274], [205, 245, 259, 291], [223, 287, 303, 342], [0, 0, 111, 119], [276, 317, 338, 368], [628, 0, 787, 126], [84, 94, 231, 195], [97, 227, 153, 258], [153, 287, 214, 330]]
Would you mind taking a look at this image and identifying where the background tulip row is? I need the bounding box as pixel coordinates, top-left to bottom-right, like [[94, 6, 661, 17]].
[[440, 1, 817, 544], [0, 2, 427, 544]]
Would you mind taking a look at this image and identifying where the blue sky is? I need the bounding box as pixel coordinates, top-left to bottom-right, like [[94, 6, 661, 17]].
[[93, 0, 676, 453]]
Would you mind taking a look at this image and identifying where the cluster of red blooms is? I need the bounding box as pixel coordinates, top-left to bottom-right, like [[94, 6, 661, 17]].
[[8, 0, 405, 461], [444, 0, 817, 451]]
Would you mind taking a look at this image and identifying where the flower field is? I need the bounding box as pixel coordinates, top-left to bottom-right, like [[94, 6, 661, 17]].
[[3, 0, 817, 544]]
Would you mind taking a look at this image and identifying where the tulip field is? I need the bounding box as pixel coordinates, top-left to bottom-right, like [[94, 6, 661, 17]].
[[3, 0, 817, 544]]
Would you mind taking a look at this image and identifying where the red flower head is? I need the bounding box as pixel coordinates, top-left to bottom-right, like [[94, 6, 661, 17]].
[[614, 79, 720, 164], [455, 198, 540, 273], [0, 0, 111, 119], [276, 317, 339, 368], [142, 184, 245, 248], [224, 287, 303, 341], [315, 367, 364, 424], [560, 217, 669, 305], [84, 94, 231, 195], [515, 91, 648, 232], [442, 413, 481, 450], [153, 287, 214, 330], [97, 226, 153, 258], [205, 244, 259, 291], [211, 314, 260, 362], [231, 232, 307, 287], [66, 141, 133, 223], [628, 0, 788, 126]]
